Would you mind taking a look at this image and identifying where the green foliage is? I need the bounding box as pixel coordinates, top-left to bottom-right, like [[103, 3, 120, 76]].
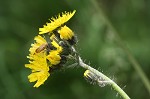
[[0, 0, 149, 99]]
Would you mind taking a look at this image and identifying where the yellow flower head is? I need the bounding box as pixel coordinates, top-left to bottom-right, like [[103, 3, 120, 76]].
[[58, 25, 74, 40], [25, 52, 50, 88], [25, 35, 50, 87], [39, 10, 76, 34], [47, 50, 61, 65]]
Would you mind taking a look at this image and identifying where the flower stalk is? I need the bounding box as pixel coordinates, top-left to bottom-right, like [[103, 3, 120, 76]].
[[78, 56, 130, 99]]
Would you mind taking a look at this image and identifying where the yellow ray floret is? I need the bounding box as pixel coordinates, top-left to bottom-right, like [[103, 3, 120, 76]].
[[58, 25, 74, 40], [39, 10, 76, 34], [25, 52, 50, 88], [29, 35, 47, 54], [47, 50, 61, 65], [51, 40, 63, 53]]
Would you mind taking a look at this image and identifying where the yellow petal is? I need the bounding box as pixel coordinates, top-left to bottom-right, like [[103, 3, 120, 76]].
[[25, 52, 50, 87], [39, 10, 76, 34], [51, 40, 63, 53], [28, 72, 50, 88]]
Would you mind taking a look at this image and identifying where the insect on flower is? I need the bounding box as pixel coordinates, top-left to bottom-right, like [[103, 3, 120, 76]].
[[35, 43, 48, 53], [35, 42, 57, 53]]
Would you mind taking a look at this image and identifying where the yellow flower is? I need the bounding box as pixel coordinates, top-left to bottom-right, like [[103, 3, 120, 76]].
[[26, 35, 50, 87], [39, 10, 76, 34], [47, 50, 61, 65], [26, 10, 76, 88], [29, 35, 47, 54], [25, 52, 50, 88], [58, 25, 74, 40]]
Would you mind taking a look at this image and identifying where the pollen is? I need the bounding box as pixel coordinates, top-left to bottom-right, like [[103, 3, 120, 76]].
[[39, 10, 76, 34], [58, 25, 74, 40]]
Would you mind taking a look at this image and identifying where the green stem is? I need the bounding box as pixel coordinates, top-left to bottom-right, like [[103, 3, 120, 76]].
[[90, 0, 150, 93], [79, 57, 130, 99]]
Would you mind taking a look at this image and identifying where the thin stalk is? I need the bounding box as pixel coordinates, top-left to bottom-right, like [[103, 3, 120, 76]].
[[90, 0, 150, 93], [78, 57, 130, 99]]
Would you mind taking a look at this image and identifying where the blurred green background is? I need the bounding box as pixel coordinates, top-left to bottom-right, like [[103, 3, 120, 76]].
[[0, 0, 150, 99]]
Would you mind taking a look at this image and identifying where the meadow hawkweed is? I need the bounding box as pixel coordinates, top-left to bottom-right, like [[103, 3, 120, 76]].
[[25, 10, 76, 87], [25, 10, 130, 99]]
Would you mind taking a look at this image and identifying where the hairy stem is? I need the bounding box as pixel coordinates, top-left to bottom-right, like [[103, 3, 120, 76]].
[[90, 0, 150, 93], [78, 56, 130, 99]]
